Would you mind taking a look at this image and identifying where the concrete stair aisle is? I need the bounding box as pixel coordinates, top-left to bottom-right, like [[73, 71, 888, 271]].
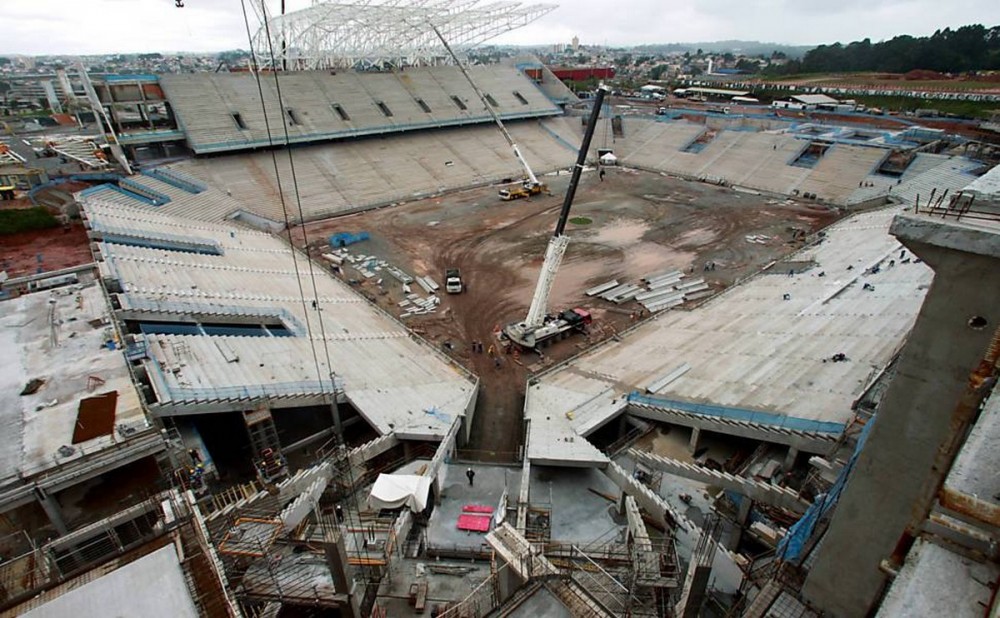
[[741, 579, 783, 618], [892, 157, 981, 208], [546, 579, 615, 618], [795, 145, 886, 204]]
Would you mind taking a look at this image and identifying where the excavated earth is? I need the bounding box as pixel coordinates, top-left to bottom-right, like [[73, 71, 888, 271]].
[[293, 169, 843, 460]]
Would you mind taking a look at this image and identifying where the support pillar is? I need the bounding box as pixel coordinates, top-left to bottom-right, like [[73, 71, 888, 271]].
[[35, 487, 69, 536], [725, 497, 753, 550], [689, 427, 701, 452], [324, 529, 362, 618], [497, 558, 523, 602], [329, 396, 343, 442], [783, 446, 799, 471], [617, 413, 629, 441]]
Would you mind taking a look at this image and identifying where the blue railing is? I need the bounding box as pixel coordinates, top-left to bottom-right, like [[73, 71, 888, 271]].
[[627, 391, 846, 435], [120, 178, 172, 206], [102, 73, 159, 82], [145, 356, 342, 403], [91, 221, 223, 255], [120, 295, 306, 336], [143, 168, 206, 194]]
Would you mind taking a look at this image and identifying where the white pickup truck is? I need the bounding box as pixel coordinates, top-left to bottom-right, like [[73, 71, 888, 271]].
[[445, 268, 463, 294]]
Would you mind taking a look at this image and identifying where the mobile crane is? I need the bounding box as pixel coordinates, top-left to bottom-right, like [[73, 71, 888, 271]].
[[502, 85, 608, 350], [430, 25, 546, 201]]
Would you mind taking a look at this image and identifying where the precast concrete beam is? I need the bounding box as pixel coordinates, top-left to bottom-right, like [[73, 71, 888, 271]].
[[628, 450, 809, 514]]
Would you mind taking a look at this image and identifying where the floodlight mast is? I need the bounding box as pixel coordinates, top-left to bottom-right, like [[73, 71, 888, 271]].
[[503, 85, 608, 349], [430, 23, 539, 187]]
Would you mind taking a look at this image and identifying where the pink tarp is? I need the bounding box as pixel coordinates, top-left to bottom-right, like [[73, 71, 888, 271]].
[[457, 514, 492, 532], [457, 504, 494, 532], [462, 505, 494, 514]]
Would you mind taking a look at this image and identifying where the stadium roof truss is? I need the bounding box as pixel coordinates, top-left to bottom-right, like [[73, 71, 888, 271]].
[[249, 0, 556, 70]]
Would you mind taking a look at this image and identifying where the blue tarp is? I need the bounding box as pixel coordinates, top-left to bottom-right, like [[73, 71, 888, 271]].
[[776, 416, 876, 563]]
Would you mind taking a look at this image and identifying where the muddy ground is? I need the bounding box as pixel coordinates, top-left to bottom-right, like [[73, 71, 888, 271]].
[[0, 222, 92, 279], [1, 182, 93, 279], [292, 169, 842, 460]]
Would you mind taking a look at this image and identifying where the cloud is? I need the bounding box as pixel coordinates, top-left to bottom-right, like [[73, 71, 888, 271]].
[[0, 0, 998, 55]]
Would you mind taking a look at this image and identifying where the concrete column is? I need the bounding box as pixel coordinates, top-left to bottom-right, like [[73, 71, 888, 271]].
[[497, 559, 523, 603], [323, 529, 361, 618], [725, 497, 753, 550], [783, 446, 799, 471], [688, 427, 701, 452], [803, 214, 1000, 617], [35, 487, 69, 536], [329, 399, 343, 442]]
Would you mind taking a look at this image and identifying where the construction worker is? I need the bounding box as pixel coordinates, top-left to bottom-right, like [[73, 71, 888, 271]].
[[466, 467, 475, 486]]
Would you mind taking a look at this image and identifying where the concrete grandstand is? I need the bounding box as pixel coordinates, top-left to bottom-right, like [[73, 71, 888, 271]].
[[161, 66, 561, 154], [6, 6, 999, 614], [83, 197, 478, 440]]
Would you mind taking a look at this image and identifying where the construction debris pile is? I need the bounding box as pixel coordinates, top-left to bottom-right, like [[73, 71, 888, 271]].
[[586, 269, 711, 313], [322, 246, 441, 319]]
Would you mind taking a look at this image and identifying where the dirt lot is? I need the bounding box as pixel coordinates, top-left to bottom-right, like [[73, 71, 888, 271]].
[[292, 169, 842, 460], [1, 222, 92, 279], [1, 182, 93, 279]]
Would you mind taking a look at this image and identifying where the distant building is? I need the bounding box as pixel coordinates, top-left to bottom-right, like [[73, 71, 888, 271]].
[[571, 35, 579, 51], [548, 66, 615, 82]]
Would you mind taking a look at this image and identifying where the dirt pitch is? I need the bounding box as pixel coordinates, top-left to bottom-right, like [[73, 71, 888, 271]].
[[292, 169, 843, 459]]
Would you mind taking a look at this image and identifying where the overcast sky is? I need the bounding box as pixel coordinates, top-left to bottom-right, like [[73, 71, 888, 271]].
[[1, 0, 998, 55]]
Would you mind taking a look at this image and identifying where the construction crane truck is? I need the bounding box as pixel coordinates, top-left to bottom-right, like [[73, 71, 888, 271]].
[[502, 86, 608, 350], [431, 25, 546, 201]]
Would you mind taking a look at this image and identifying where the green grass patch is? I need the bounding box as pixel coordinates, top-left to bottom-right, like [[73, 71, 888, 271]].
[[0, 207, 58, 235], [569, 216, 592, 225]]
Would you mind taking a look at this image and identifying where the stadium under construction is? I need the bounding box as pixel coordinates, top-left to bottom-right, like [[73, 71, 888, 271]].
[[1, 2, 999, 617]]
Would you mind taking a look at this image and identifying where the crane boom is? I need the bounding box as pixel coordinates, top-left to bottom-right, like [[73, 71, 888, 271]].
[[503, 86, 608, 348], [430, 24, 539, 187]]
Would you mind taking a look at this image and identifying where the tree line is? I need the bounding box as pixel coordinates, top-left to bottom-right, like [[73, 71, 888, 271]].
[[766, 24, 1000, 75]]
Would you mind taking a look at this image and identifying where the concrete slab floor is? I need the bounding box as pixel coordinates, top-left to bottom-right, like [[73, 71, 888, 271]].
[[505, 585, 573, 618], [529, 465, 627, 545], [375, 556, 492, 616], [425, 463, 521, 553]]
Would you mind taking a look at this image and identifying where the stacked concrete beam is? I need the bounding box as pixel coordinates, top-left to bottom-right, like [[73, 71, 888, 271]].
[[624, 496, 661, 584], [279, 476, 326, 530], [629, 402, 839, 454], [628, 450, 809, 513]]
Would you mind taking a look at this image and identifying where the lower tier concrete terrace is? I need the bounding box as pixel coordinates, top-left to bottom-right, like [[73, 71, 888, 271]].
[[81, 200, 476, 439], [524, 206, 933, 465]]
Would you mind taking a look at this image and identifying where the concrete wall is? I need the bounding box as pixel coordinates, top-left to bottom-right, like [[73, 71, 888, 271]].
[[803, 214, 1000, 617]]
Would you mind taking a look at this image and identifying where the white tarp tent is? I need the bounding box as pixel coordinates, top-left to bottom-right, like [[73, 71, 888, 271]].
[[600, 152, 618, 165], [368, 474, 432, 511]]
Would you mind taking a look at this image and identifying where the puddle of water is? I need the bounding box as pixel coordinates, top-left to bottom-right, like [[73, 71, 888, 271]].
[[587, 219, 650, 247], [625, 242, 694, 274], [675, 227, 718, 248], [515, 257, 618, 308]]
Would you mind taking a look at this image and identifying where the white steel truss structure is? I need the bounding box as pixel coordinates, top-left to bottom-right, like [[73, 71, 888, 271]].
[[249, 0, 556, 70]]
